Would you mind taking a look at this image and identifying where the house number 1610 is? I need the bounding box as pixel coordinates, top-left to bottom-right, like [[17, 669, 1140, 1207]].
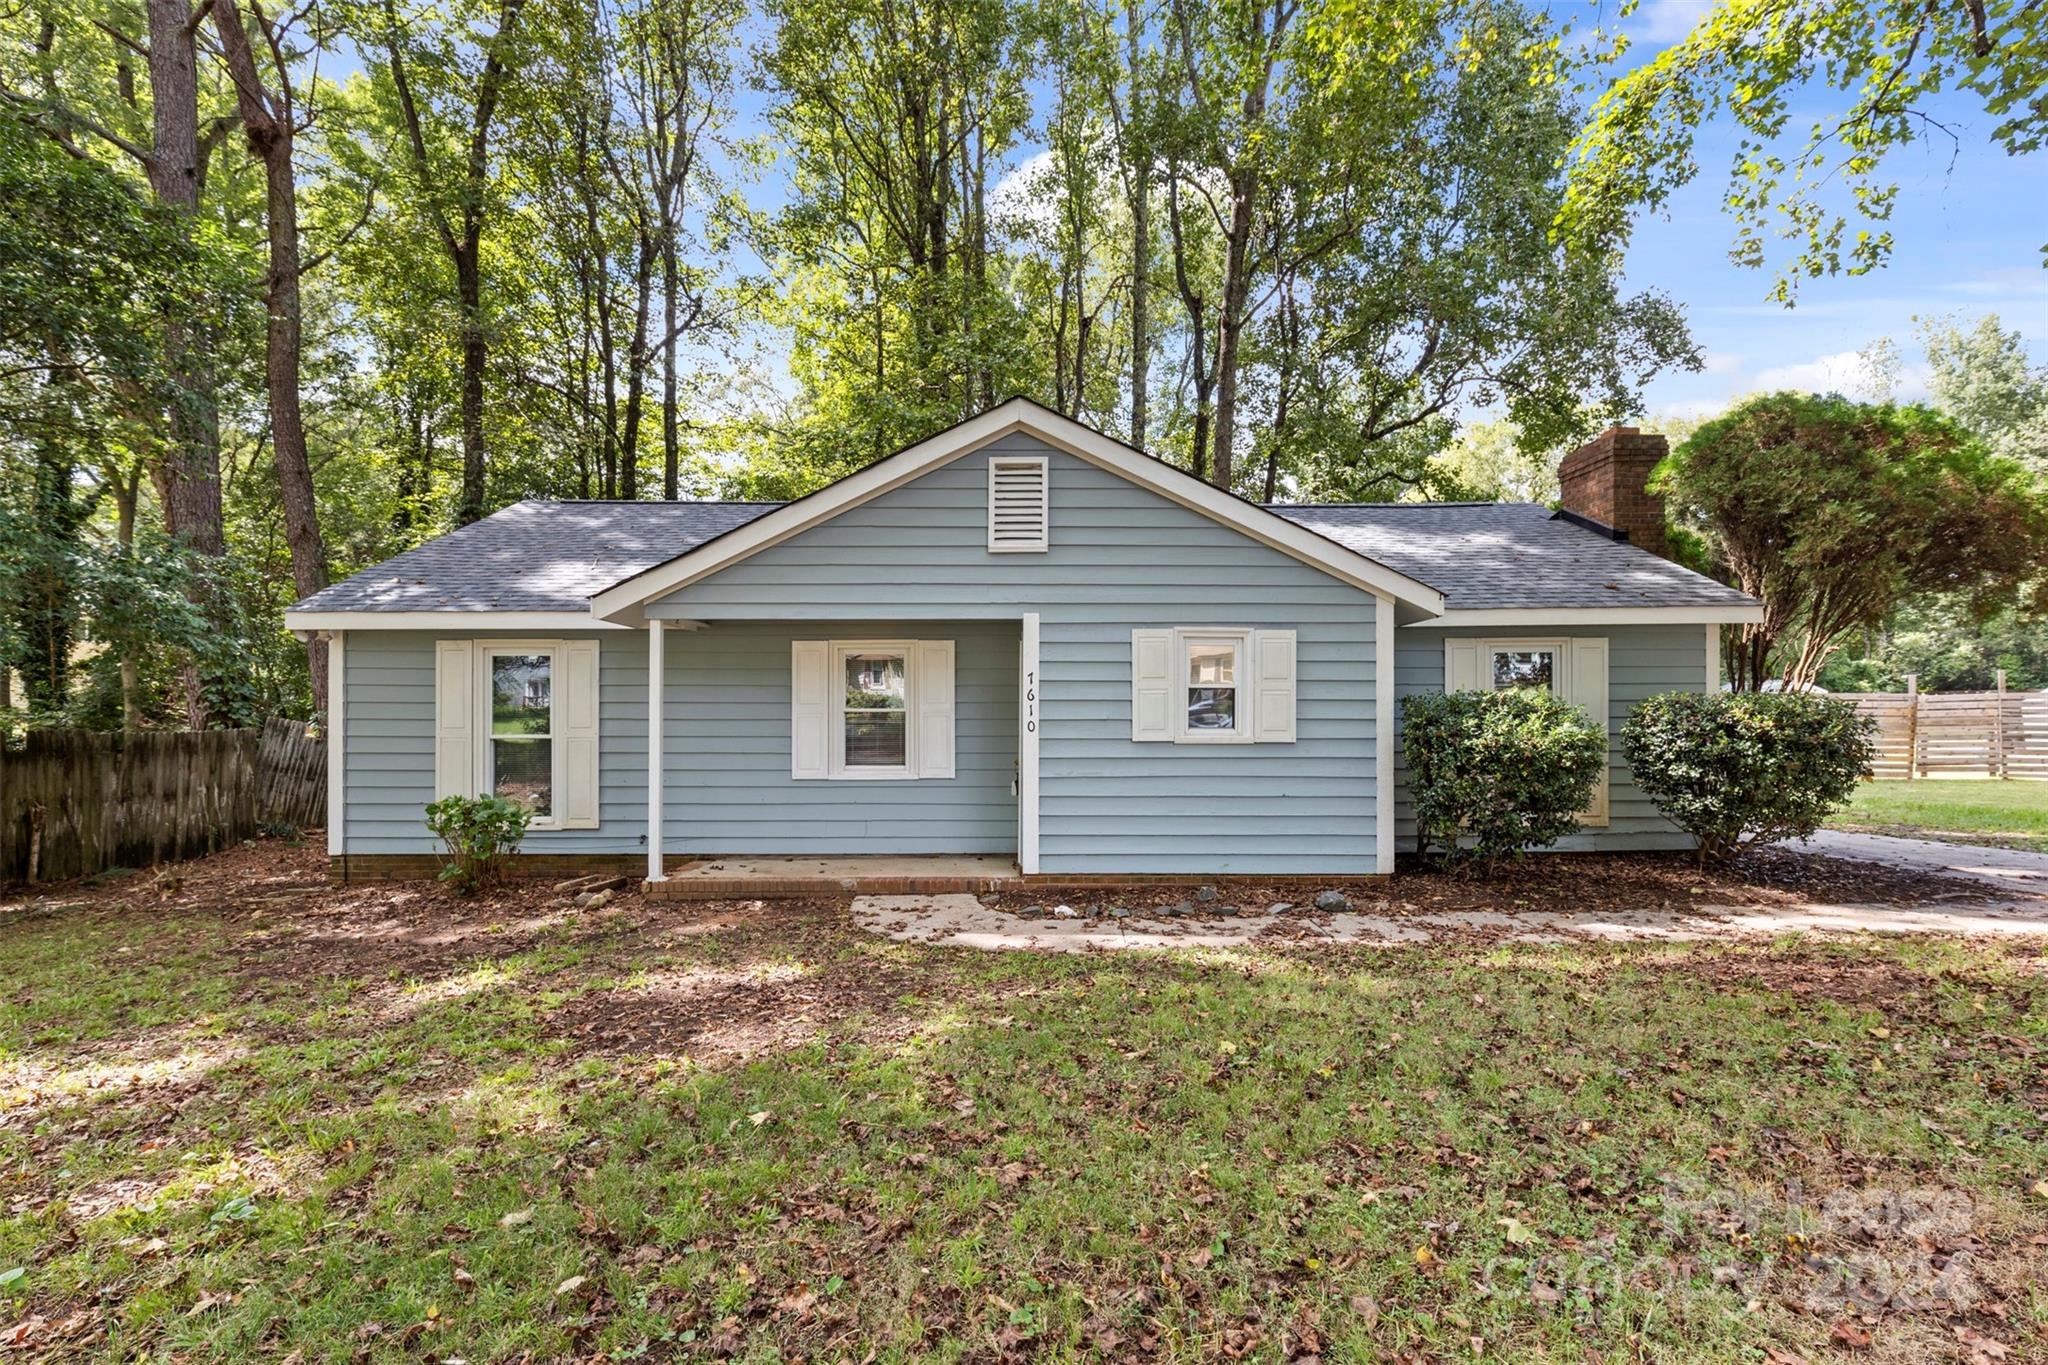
[[1024, 670, 1036, 733]]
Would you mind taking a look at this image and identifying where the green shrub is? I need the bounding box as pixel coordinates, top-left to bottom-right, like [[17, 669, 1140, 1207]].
[[1400, 689, 1607, 870], [1622, 691, 1875, 863], [423, 794, 533, 893]]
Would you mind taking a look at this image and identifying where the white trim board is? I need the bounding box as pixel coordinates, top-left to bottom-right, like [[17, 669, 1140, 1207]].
[[284, 610, 634, 633], [1415, 604, 1764, 628], [325, 631, 346, 857], [587, 398, 1447, 621]]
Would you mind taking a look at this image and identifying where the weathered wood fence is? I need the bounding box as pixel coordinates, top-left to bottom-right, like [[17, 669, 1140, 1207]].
[[1, 716, 326, 882], [1835, 674, 2048, 780]]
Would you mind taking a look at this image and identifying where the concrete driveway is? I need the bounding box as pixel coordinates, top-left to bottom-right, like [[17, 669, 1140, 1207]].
[[1794, 829, 2048, 897]]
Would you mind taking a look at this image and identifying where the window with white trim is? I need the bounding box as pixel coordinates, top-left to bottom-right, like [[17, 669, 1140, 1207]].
[[433, 637, 599, 828], [484, 647, 556, 820], [1181, 630, 1249, 741], [1443, 635, 1610, 826], [1131, 627, 1295, 744], [791, 638, 956, 780], [839, 644, 911, 773]]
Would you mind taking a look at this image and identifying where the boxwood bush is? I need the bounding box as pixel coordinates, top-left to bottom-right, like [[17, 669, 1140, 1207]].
[[1621, 691, 1874, 863], [1400, 689, 1607, 870]]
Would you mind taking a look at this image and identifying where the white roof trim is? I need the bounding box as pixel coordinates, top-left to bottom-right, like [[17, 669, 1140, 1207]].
[[1414, 604, 1764, 628], [282, 609, 628, 632], [587, 398, 1446, 620]]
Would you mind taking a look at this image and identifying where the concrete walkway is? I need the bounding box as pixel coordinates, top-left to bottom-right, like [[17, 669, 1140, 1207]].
[[1794, 830, 2048, 897], [852, 889, 2048, 953]]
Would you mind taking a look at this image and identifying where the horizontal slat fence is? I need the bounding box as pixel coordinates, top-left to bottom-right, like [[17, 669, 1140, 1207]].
[[1835, 674, 2047, 780], [1, 717, 326, 882]]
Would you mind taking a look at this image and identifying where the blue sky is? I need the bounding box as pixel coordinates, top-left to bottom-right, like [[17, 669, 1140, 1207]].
[[1598, 0, 2048, 420]]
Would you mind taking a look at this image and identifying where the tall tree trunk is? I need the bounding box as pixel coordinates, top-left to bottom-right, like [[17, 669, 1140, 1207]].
[[1209, 171, 1256, 493], [455, 243, 488, 519], [213, 0, 332, 713], [1165, 163, 1213, 479], [619, 234, 655, 500], [661, 232, 679, 500], [107, 460, 143, 729], [382, 0, 524, 525], [146, 0, 227, 727], [1126, 1, 1150, 450]]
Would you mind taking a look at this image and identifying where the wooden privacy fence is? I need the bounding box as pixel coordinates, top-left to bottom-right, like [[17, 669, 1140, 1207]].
[[0, 716, 326, 883], [1835, 674, 2048, 780]]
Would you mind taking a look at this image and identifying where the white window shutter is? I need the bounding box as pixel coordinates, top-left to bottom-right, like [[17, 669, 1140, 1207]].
[[434, 639, 476, 799], [1251, 630, 1297, 743], [917, 639, 956, 778], [559, 639, 601, 828], [987, 456, 1049, 552], [1131, 629, 1173, 741], [791, 640, 829, 779], [1443, 638, 1481, 694], [1568, 636, 1610, 826]]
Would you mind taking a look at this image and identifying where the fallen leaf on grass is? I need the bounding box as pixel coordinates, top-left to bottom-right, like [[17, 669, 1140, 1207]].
[[553, 1275, 587, 1298], [1829, 1320, 1873, 1349], [1762, 1349, 1807, 1365], [498, 1208, 533, 1228], [747, 1110, 773, 1127], [1954, 1327, 2010, 1363]]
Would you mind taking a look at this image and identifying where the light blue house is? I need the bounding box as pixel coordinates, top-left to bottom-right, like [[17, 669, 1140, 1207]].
[[285, 399, 1761, 881]]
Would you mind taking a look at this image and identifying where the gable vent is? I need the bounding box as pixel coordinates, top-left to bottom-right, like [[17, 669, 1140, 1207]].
[[987, 455, 1049, 553]]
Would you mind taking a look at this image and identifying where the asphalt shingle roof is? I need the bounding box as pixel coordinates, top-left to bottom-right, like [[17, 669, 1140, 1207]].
[[293, 500, 782, 613], [1267, 502, 1754, 611], [295, 496, 1752, 616]]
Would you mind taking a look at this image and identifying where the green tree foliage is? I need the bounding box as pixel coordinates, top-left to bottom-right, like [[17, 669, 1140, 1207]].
[[1659, 393, 2048, 691], [1921, 313, 2048, 477], [1399, 689, 1607, 870], [0, 0, 1715, 726], [0, 117, 234, 722], [1623, 692, 1875, 864], [1565, 0, 2048, 298]]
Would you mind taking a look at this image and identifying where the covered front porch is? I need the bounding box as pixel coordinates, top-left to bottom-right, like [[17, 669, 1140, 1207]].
[[640, 613, 1041, 884]]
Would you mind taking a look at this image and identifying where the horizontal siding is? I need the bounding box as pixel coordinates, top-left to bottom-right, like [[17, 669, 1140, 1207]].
[[658, 436, 1383, 874], [1392, 624, 1709, 853], [663, 620, 1016, 854], [342, 630, 650, 854]]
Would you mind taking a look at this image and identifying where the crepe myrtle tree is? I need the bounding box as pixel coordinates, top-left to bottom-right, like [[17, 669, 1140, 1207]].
[[1656, 393, 2048, 691]]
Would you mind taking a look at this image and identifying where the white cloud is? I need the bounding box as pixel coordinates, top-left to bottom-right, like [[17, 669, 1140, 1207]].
[[1752, 349, 1891, 397], [1634, 0, 1712, 44]]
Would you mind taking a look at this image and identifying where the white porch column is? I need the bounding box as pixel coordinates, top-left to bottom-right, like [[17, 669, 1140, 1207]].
[[646, 618, 666, 882], [1019, 612, 1040, 874]]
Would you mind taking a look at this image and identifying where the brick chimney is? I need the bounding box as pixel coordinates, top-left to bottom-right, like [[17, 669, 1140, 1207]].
[[1557, 426, 1670, 558]]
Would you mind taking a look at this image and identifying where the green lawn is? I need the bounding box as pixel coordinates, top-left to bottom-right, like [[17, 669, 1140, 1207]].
[[1, 854, 2044, 1362], [1830, 779, 2048, 853]]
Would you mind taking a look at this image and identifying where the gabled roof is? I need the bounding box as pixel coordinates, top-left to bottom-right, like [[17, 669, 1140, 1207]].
[[584, 398, 1448, 622], [285, 399, 1764, 632], [1271, 502, 1759, 619]]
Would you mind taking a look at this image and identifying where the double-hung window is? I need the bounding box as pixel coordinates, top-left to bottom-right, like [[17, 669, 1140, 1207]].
[[1180, 631, 1250, 740], [1130, 627, 1294, 744], [791, 639, 955, 780], [839, 644, 912, 774], [486, 648, 556, 821]]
